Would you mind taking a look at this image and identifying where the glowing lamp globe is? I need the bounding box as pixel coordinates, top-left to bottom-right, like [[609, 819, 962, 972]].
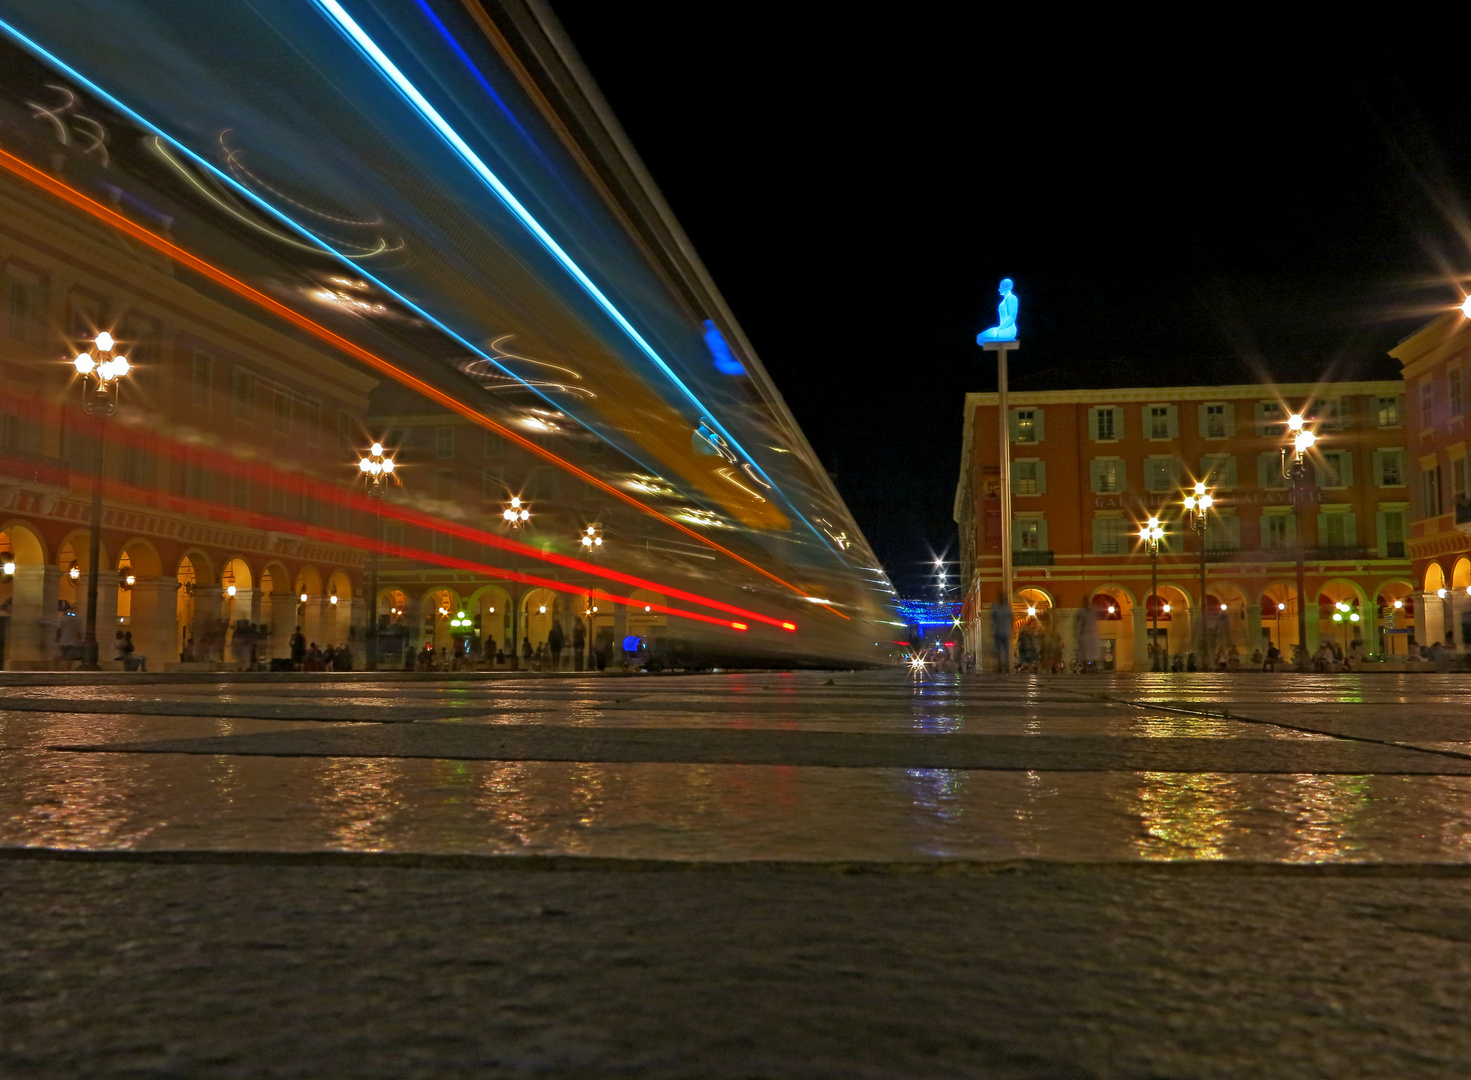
[[73, 352, 96, 375], [94, 331, 114, 351]]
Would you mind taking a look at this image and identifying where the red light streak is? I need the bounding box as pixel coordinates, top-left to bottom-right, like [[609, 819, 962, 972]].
[[0, 142, 835, 616]]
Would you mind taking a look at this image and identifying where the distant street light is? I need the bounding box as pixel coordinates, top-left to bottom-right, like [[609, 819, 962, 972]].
[[1140, 515, 1166, 670], [1281, 411, 1318, 659], [357, 440, 398, 670], [1181, 482, 1214, 661], [73, 330, 132, 670]]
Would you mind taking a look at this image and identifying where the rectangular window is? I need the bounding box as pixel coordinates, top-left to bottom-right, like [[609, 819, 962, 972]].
[[1206, 517, 1239, 550], [67, 290, 103, 340], [435, 426, 454, 459], [1201, 454, 1237, 489], [1263, 514, 1292, 550], [1318, 450, 1351, 488], [228, 471, 251, 510], [1310, 397, 1343, 431], [1148, 406, 1171, 440], [3, 265, 47, 346], [1454, 458, 1468, 504], [1322, 513, 1350, 548], [1205, 404, 1227, 439], [272, 387, 291, 434], [1014, 461, 1040, 495], [1016, 520, 1041, 551], [1377, 396, 1401, 428], [1094, 517, 1127, 555], [1452, 370, 1464, 419], [382, 521, 405, 554], [1014, 410, 1037, 444], [1092, 457, 1124, 494], [1424, 465, 1443, 517], [1257, 401, 1286, 437], [1097, 408, 1116, 440], [1379, 450, 1403, 486], [1145, 457, 1176, 492], [0, 409, 38, 454], [230, 367, 254, 419], [1422, 382, 1435, 430], [191, 352, 215, 408], [1385, 510, 1406, 558]]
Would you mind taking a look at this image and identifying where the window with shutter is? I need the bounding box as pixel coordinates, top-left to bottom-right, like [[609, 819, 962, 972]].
[[1145, 457, 1176, 492], [1014, 409, 1038, 444], [1093, 407, 1118, 441], [1202, 403, 1230, 439], [1262, 513, 1293, 550], [1376, 450, 1403, 486], [1377, 396, 1401, 427], [1201, 454, 1237, 489], [1452, 370, 1464, 418], [1091, 458, 1123, 493], [1147, 405, 1173, 440], [1013, 460, 1044, 495], [1423, 466, 1443, 517], [1422, 382, 1435, 430], [1093, 516, 1127, 555]]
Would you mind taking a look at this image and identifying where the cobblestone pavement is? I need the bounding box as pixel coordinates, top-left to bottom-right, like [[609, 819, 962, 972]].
[[5, 670, 1471, 1077]]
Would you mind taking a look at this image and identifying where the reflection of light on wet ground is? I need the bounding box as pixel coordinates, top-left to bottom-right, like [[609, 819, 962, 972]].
[[7, 671, 1471, 864]]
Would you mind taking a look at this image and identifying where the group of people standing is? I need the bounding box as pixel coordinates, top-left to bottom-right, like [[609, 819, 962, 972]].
[[405, 620, 614, 673]]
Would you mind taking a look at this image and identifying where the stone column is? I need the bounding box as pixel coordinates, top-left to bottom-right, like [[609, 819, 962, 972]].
[[6, 564, 59, 667], [76, 571, 119, 644], [269, 591, 298, 659], [302, 596, 328, 647], [1131, 608, 1148, 672], [128, 577, 177, 671]]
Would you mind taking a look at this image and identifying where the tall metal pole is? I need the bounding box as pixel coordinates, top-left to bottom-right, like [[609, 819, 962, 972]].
[[985, 341, 1015, 670], [1198, 530, 1208, 660], [1150, 549, 1159, 671], [365, 503, 380, 670], [81, 413, 105, 670], [1292, 459, 1308, 656]]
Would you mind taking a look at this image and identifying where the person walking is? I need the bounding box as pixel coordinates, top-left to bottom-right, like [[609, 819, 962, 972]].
[[572, 620, 586, 671], [289, 626, 306, 670], [547, 620, 565, 671], [521, 635, 533, 669]]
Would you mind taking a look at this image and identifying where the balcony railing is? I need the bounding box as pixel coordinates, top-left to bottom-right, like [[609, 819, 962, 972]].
[[1013, 550, 1054, 566], [1313, 545, 1371, 560]]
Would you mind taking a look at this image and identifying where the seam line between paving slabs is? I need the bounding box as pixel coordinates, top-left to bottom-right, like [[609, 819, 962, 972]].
[[1067, 688, 1471, 766], [7, 846, 1471, 877]]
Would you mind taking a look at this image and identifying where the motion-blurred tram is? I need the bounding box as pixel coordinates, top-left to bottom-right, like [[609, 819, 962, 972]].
[[0, 1, 895, 670]]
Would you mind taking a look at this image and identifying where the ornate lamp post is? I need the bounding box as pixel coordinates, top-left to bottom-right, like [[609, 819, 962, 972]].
[[579, 524, 604, 553], [502, 496, 530, 669], [1182, 481, 1214, 662], [1140, 515, 1166, 671], [1281, 412, 1317, 659], [72, 332, 131, 670], [357, 442, 396, 668]]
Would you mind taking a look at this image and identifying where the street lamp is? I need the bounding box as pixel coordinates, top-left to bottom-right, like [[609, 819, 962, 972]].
[[1181, 481, 1214, 662], [1281, 411, 1317, 660], [580, 524, 604, 552], [502, 496, 530, 526], [1140, 515, 1166, 671], [72, 331, 132, 669], [358, 441, 397, 669]]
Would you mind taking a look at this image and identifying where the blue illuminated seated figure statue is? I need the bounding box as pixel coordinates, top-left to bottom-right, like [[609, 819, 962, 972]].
[[976, 278, 1019, 343]]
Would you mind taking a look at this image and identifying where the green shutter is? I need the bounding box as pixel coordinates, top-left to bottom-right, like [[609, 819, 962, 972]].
[[1372, 450, 1384, 487], [1035, 461, 1047, 494], [1316, 512, 1329, 545], [1340, 453, 1354, 487], [1008, 410, 1019, 443], [1112, 407, 1124, 440], [1197, 404, 1211, 438], [1034, 410, 1045, 443], [1091, 517, 1106, 554], [1342, 512, 1357, 545], [1088, 408, 1100, 442], [1223, 403, 1236, 436], [1089, 459, 1104, 493], [1037, 519, 1049, 551], [1376, 510, 1387, 557]]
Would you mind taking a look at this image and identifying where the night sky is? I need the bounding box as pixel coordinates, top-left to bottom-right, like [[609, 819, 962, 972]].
[[553, 10, 1471, 595]]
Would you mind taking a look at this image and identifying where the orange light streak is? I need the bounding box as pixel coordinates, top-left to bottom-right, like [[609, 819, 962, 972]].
[[0, 142, 837, 615]]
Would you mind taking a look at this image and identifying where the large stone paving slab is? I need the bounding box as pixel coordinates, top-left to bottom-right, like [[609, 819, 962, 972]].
[[53, 725, 1471, 773]]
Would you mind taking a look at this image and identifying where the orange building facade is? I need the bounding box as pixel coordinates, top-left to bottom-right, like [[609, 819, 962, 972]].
[[954, 382, 1416, 670], [1390, 314, 1471, 649]]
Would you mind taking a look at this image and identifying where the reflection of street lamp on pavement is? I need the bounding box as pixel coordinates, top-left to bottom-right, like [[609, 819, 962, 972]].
[[1140, 515, 1166, 670], [73, 331, 131, 670], [1181, 482, 1214, 661], [357, 442, 397, 669]]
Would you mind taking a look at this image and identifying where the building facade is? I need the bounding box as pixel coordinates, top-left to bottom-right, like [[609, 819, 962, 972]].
[[1390, 313, 1471, 649], [954, 382, 1416, 670]]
